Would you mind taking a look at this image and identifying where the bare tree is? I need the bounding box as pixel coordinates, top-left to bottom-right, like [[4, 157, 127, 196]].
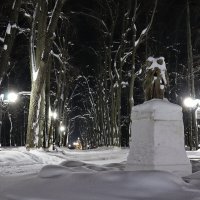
[[26, 0, 65, 148], [127, 0, 157, 138], [70, 0, 157, 147], [186, 0, 198, 150]]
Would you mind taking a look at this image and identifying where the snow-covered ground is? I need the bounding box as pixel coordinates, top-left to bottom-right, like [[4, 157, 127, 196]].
[[0, 146, 128, 176], [1, 147, 200, 200]]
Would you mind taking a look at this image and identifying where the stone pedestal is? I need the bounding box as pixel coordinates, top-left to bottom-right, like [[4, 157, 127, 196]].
[[126, 99, 192, 177]]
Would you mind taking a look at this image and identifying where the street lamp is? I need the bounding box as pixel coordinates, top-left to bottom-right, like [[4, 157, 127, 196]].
[[49, 110, 58, 120], [7, 92, 18, 103], [183, 97, 200, 150], [183, 97, 200, 108], [59, 125, 65, 132], [0, 91, 18, 147], [0, 91, 31, 104], [59, 124, 66, 147], [0, 91, 31, 147], [49, 110, 58, 150], [0, 91, 18, 103]]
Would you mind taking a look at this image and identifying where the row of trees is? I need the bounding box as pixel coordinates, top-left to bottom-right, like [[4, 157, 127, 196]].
[[0, 0, 199, 149], [75, 0, 157, 147]]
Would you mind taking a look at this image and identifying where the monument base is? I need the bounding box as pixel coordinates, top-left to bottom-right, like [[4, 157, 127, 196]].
[[125, 99, 192, 177]]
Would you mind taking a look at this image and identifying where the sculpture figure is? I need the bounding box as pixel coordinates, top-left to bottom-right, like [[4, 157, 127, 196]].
[[143, 57, 169, 101]]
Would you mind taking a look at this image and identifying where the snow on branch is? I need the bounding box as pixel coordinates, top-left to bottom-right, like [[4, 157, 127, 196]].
[[47, 0, 65, 33], [0, 37, 4, 43], [70, 11, 109, 33], [51, 50, 63, 64], [6, 23, 11, 35], [71, 115, 87, 121], [12, 0, 16, 10], [17, 27, 30, 35], [41, 0, 65, 63], [120, 51, 132, 64], [135, 0, 157, 49], [3, 45, 8, 50], [146, 56, 167, 85], [24, 12, 31, 18], [30, 3, 39, 82]]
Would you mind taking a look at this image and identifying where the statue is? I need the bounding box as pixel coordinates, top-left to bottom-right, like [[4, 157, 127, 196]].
[[127, 56, 191, 176], [143, 56, 169, 101]]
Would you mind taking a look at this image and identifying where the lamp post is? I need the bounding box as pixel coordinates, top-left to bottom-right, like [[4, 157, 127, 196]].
[[183, 97, 199, 150], [1, 91, 31, 104], [59, 124, 66, 146], [49, 110, 58, 120], [49, 110, 58, 150], [0, 92, 18, 146], [0, 91, 31, 147]]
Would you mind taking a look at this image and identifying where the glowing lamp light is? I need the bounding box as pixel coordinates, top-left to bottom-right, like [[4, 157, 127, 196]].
[[7, 92, 18, 103], [73, 142, 79, 146], [49, 111, 58, 119], [59, 125, 65, 132], [183, 97, 198, 108], [52, 112, 58, 119]]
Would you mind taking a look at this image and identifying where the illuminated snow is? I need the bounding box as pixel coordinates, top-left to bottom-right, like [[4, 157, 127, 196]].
[[147, 56, 167, 85], [0, 147, 200, 200], [6, 23, 11, 35], [3, 44, 7, 50]]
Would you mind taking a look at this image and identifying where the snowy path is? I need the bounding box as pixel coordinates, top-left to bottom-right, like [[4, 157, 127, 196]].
[[0, 147, 128, 176], [0, 147, 200, 176]]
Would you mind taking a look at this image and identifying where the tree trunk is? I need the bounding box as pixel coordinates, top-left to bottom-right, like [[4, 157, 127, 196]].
[[128, 0, 157, 140], [128, 0, 137, 139], [27, 0, 64, 148], [186, 0, 197, 150]]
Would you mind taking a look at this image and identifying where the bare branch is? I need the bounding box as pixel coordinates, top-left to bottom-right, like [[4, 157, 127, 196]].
[[135, 0, 158, 49], [70, 11, 109, 33]]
